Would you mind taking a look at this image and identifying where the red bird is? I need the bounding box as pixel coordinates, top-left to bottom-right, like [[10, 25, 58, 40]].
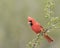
[[28, 16, 53, 43]]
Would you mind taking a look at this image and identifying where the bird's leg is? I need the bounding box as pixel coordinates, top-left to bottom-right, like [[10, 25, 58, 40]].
[[43, 29, 49, 33], [40, 28, 48, 36], [38, 28, 50, 37]]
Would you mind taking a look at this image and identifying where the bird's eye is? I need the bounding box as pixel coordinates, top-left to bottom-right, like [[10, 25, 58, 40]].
[[29, 20, 32, 22]]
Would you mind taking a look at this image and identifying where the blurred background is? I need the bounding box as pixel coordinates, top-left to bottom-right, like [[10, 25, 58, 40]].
[[0, 0, 60, 48]]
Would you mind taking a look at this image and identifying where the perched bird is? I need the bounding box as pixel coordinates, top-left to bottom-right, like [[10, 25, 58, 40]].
[[28, 16, 53, 43]]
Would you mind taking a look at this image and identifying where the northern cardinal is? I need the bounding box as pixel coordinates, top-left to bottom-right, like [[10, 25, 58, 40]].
[[28, 16, 53, 43]]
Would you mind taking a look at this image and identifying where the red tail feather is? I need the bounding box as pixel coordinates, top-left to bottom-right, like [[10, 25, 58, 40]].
[[44, 34, 53, 43]]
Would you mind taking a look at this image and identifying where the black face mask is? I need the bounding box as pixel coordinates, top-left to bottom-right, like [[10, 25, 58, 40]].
[[29, 21, 33, 26], [30, 22, 33, 26]]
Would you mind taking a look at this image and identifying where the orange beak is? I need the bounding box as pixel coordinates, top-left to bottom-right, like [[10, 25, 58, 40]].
[[28, 16, 32, 24]]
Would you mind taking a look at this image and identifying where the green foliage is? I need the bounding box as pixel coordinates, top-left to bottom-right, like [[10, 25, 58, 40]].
[[26, 0, 60, 48], [44, 0, 55, 18], [44, 0, 60, 29], [26, 34, 41, 48]]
